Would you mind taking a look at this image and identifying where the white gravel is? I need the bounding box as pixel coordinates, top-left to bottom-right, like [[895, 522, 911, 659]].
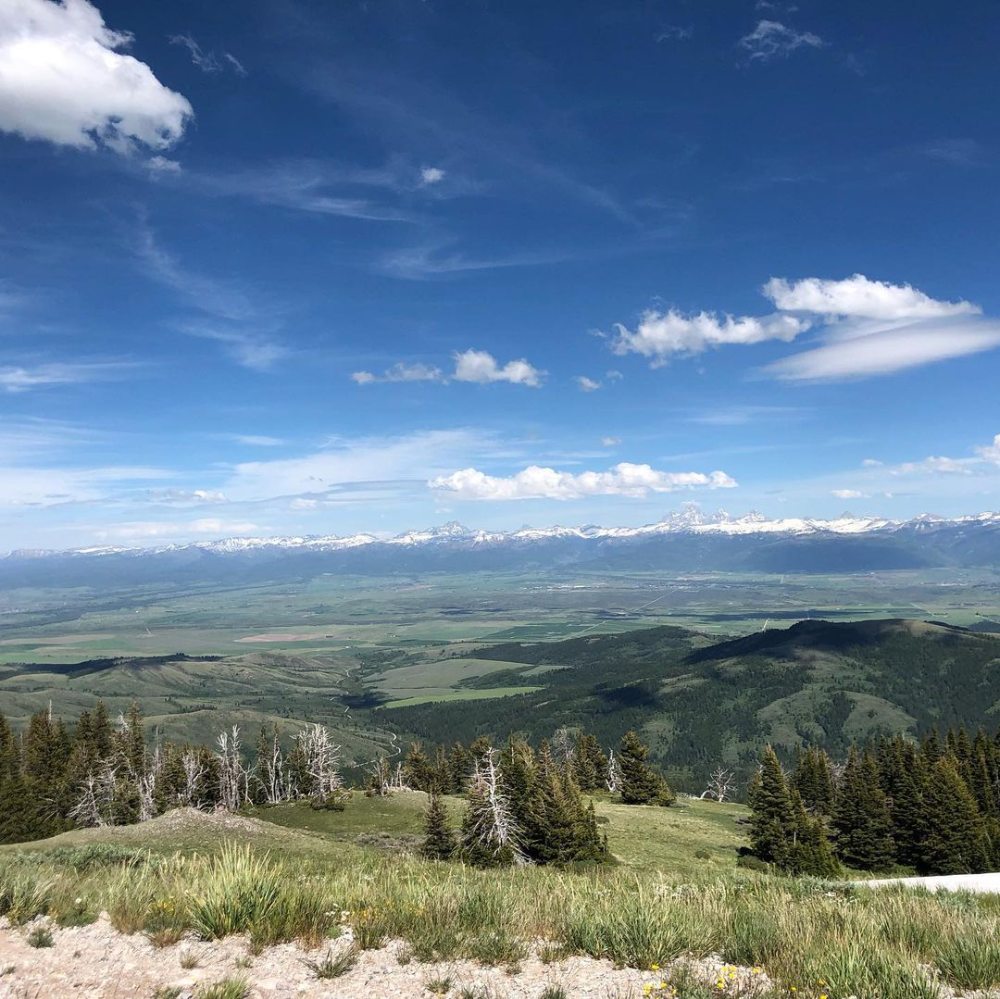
[[0, 914, 771, 999]]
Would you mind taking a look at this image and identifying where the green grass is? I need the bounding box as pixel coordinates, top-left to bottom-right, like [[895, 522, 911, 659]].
[[380, 686, 545, 708]]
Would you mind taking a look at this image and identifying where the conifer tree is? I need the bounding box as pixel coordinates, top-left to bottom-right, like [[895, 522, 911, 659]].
[[422, 792, 456, 860], [448, 742, 474, 794], [792, 746, 835, 815], [617, 731, 674, 806], [748, 746, 795, 867], [832, 749, 895, 871], [920, 756, 991, 874], [572, 733, 608, 791], [403, 741, 434, 791], [786, 789, 840, 878]]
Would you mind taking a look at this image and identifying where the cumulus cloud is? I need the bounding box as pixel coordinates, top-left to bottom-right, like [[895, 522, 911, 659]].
[[429, 463, 737, 501], [612, 274, 1000, 380], [352, 362, 445, 385], [739, 20, 824, 61], [452, 349, 544, 387], [576, 375, 601, 392], [762, 275, 979, 321], [611, 309, 807, 365], [0, 0, 192, 154]]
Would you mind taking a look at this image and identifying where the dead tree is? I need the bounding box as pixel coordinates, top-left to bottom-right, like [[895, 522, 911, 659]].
[[295, 723, 343, 805], [69, 761, 118, 827], [180, 749, 207, 807], [606, 749, 621, 794], [465, 748, 528, 865], [699, 767, 737, 802], [216, 726, 245, 812], [368, 755, 392, 796], [259, 729, 287, 804], [551, 727, 576, 768]]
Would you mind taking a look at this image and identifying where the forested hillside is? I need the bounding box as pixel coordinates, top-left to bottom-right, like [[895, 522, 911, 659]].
[[386, 619, 1000, 790]]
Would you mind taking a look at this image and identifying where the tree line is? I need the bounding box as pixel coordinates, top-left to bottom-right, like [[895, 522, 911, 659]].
[[748, 727, 1000, 877], [0, 701, 674, 856]]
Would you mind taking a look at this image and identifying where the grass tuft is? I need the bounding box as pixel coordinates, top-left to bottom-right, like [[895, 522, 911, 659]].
[[303, 944, 358, 979]]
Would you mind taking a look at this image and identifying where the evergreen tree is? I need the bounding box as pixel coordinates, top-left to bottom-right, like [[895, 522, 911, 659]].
[[748, 746, 796, 867], [617, 731, 674, 806], [883, 739, 927, 869], [572, 733, 608, 792], [403, 741, 434, 791], [832, 749, 895, 872], [792, 746, 835, 815], [786, 790, 840, 878], [448, 742, 474, 794], [422, 793, 456, 860], [920, 757, 991, 875]]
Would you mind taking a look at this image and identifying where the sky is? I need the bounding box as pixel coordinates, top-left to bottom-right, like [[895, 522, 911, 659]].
[[1, 0, 999, 550]]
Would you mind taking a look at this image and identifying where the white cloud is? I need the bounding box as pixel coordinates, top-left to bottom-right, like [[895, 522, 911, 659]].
[[890, 455, 975, 476], [146, 488, 227, 505], [831, 489, 866, 499], [232, 435, 284, 447], [429, 463, 737, 501], [352, 362, 445, 385], [600, 436, 621, 447], [0, 0, 192, 154], [612, 274, 999, 381], [146, 155, 181, 173], [94, 518, 259, 542], [290, 497, 318, 510], [452, 349, 544, 387], [223, 429, 493, 503], [0, 463, 169, 508], [169, 34, 246, 76], [182, 324, 288, 371], [738, 20, 824, 61], [762, 275, 979, 320], [611, 308, 807, 365], [975, 434, 1000, 464], [862, 458, 883, 468], [576, 375, 601, 392], [420, 166, 446, 184], [0, 361, 131, 392], [764, 320, 1000, 381]]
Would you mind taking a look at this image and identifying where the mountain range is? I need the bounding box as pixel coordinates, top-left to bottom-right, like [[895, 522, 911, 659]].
[[4, 509, 1000, 587]]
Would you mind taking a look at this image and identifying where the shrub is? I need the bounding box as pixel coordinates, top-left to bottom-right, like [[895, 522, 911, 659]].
[[303, 944, 358, 979], [27, 925, 53, 948], [188, 844, 281, 940]]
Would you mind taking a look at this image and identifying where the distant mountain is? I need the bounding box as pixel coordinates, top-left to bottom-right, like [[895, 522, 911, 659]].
[[4, 511, 1000, 587], [385, 618, 1000, 791]]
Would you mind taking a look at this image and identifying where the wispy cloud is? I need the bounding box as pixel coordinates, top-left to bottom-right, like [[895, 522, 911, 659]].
[[135, 222, 289, 370], [169, 34, 247, 76], [430, 463, 737, 501], [576, 376, 601, 392], [0, 0, 191, 154], [0, 361, 133, 392], [738, 20, 824, 62]]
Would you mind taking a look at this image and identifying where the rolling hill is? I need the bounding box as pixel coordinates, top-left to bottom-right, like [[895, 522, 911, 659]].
[[384, 619, 1000, 790]]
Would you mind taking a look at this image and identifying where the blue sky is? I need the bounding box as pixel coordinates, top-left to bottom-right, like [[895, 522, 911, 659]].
[[1, 0, 999, 549]]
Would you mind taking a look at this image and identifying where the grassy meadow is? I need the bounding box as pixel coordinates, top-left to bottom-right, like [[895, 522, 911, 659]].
[[2, 793, 998, 998]]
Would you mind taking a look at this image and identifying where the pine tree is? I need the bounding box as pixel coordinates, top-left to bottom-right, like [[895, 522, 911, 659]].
[[748, 746, 796, 867], [422, 793, 456, 860], [792, 746, 835, 815], [786, 790, 840, 878], [920, 756, 991, 875], [448, 742, 474, 794], [403, 742, 434, 791], [883, 739, 927, 869], [572, 733, 608, 791], [617, 731, 674, 806], [832, 749, 895, 872]]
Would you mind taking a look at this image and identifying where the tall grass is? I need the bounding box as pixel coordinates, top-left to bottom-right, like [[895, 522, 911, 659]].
[[2, 843, 998, 997]]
